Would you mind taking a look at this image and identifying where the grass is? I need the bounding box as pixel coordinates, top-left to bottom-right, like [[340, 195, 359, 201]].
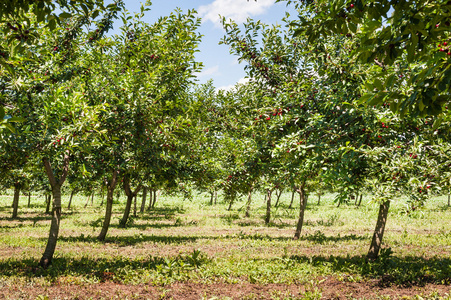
[[0, 190, 450, 299]]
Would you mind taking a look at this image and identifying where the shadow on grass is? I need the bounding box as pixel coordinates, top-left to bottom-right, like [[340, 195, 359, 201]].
[[144, 206, 186, 217], [56, 230, 367, 246], [0, 250, 209, 282], [235, 219, 261, 227], [122, 222, 184, 230], [219, 213, 241, 224], [0, 210, 82, 224], [0, 252, 449, 287], [431, 205, 451, 212], [0, 215, 52, 223], [234, 231, 367, 243], [289, 253, 451, 286], [301, 230, 367, 244], [56, 233, 204, 246]]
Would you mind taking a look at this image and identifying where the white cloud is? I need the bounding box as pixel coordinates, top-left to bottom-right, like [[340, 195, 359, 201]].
[[216, 77, 250, 91], [198, 0, 274, 27], [196, 65, 220, 78]]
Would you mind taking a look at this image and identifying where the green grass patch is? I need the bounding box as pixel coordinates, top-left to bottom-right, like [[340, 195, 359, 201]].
[[0, 190, 450, 296]]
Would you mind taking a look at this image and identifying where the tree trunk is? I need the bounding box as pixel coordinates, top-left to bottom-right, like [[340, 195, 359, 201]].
[[119, 176, 142, 228], [147, 189, 153, 211], [357, 194, 363, 207], [98, 170, 119, 241], [294, 184, 307, 240], [100, 187, 105, 206], [245, 189, 252, 218], [91, 193, 94, 206], [120, 191, 133, 228], [140, 187, 148, 213], [317, 193, 321, 205], [274, 189, 282, 207], [84, 194, 91, 208], [367, 200, 391, 260], [39, 153, 70, 269], [133, 194, 137, 217], [210, 191, 214, 205], [289, 190, 295, 209], [68, 190, 76, 209], [28, 192, 31, 207], [265, 189, 273, 224], [151, 190, 158, 208], [448, 194, 450, 207], [227, 196, 234, 211], [11, 183, 20, 219], [45, 194, 51, 214], [214, 190, 217, 205]]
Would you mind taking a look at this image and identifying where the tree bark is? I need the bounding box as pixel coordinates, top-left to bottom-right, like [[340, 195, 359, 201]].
[[227, 196, 234, 211], [45, 194, 51, 214], [98, 170, 119, 241], [11, 183, 20, 219], [119, 176, 142, 228], [214, 190, 217, 205], [274, 189, 282, 207], [140, 187, 148, 213], [288, 190, 295, 209], [133, 194, 137, 217], [84, 194, 91, 208], [245, 189, 252, 218], [27, 192, 31, 207], [367, 200, 391, 260], [100, 186, 105, 206], [151, 190, 158, 208], [448, 194, 450, 207], [265, 189, 273, 224], [357, 194, 363, 207], [317, 194, 321, 205], [68, 189, 76, 209], [147, 189, 153, 211], [210, 191, 214, 205], [39, 153, 70, 269], [294, 184, 307, 240]]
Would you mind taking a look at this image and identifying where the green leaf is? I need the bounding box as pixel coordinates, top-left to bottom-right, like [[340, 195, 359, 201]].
[[437, 79, 448, 92], [385, 74, 395, 89], [389, 100, 398, 113], [7, 117, 25, 123], [418, 99, 425, 111], [432, 117, 443, 130], [3, 123, 16, 133], [59, 12, 72, 19], [80, 4, 90, 16], [373, 79, 384, 91], [348, 22, 357, 33], [362, 20, 381, 33], [358, 93, 374, 104], [48, 19, 56, 31]]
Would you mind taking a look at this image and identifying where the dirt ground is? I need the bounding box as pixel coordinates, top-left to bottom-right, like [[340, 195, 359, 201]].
[[1, 278, 450, 299]]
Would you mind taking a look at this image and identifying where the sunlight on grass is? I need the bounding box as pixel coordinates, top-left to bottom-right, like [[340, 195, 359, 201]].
[[0, 190, 450, 298]]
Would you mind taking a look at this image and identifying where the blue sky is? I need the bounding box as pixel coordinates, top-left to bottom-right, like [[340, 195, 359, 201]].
[[108, 0, 297, 90]]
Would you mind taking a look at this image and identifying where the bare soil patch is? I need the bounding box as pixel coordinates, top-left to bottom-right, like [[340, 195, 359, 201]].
[[1, 279, 450, 299]]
